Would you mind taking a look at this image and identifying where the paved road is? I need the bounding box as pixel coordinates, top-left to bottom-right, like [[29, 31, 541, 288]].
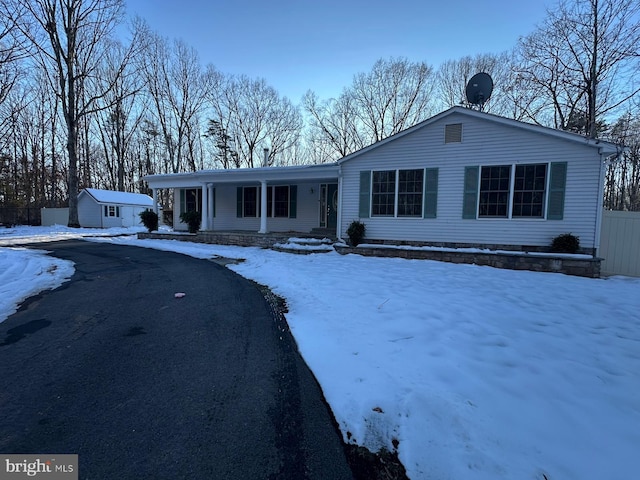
[[0, 240, 353, 479]]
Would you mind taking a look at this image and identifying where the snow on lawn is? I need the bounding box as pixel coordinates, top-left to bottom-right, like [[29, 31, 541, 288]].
[[2, 226, 640, 480], [0, 225, 144, 321]]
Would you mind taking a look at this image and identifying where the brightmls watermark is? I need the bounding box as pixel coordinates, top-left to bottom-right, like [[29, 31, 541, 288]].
[[0, 455, 77, 479]]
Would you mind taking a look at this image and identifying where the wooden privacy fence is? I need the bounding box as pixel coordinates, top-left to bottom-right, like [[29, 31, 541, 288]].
[[600, 210, 640, 277]]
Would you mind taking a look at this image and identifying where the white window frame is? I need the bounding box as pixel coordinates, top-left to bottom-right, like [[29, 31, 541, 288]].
[[371, 168, 424, 218], [477, 163, 550, 220]]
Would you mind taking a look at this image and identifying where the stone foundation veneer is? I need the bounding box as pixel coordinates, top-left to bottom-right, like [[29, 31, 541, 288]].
[[137, 232, 601, 278], [334, 245, 601, 278]]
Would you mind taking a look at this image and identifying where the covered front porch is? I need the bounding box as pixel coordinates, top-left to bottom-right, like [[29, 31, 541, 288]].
[[145, 163, 342, 238]]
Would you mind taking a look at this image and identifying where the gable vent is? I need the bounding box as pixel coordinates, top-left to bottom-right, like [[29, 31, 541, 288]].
[[445, 123, 462, 143]]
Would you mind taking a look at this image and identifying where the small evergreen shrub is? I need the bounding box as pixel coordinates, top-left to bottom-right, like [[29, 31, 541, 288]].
[[180, 210, 201, 233], [139, 210, 158, 232], [551, 233, 580, 254], [347, 220, 366, 247]]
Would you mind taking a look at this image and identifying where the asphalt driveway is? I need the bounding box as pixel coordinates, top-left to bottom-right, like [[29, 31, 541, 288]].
[[0, 240, 353, 479]]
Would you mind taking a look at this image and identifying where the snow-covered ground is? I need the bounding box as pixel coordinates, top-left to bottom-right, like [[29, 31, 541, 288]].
[[1, 226, 639, 480]]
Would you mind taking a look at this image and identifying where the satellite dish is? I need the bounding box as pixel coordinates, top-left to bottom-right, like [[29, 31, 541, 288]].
[[465, 72, 493, 110]]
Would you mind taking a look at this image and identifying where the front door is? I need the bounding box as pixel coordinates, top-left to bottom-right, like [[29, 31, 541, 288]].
[[320, 183, 338, 230], [327, 183, 338, 229]]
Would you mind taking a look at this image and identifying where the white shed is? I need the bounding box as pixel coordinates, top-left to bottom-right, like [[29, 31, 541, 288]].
[[77, 188, 154, 228]]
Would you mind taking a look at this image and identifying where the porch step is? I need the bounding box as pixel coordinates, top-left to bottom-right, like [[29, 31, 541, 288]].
[[310, 228, 337, 240], [271, 236, 335, 255]]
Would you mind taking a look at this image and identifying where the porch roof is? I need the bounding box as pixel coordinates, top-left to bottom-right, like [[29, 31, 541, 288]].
[[145, 163, 340, 189]]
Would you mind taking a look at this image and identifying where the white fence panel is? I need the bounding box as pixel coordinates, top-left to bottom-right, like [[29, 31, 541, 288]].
[[40, 208, 69, 226], [600, 210, 640, 277]]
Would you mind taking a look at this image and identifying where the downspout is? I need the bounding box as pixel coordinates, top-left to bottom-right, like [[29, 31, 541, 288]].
[[594, 152, 606, 257], [259, 148, 269, 234], [336, 164, 344, 242]]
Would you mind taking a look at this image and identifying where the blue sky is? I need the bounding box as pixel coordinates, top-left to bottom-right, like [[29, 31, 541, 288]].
[[125, 0, 552, 102]]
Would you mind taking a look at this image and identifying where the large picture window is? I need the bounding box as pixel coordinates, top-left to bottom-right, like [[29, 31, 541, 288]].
[[243, 187, 258, 217], [466, 163, 552, 219], [238, 185, 296, 218], [185, 188, 200, 212], [371, 169, 424, 217], [479, 165, 511, 217], [398, 169, 424, 217], [372, 170, 396, 216], [512, 164, 547, 217], [267, 186, 290, 218]]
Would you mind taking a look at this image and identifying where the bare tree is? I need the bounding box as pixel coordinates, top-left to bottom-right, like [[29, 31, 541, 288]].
[[0, 28, 21, 109], [303, 90, 364, 162], [140, 33, 210, 173], [605, 112, 640, 210], [209, 74, 302, 168], [303, 57, 435, 162], [4, 0, 130, 226], [351, 57, 435, 143], [94, 36, 146, 190], [517, 0, 640, 136]]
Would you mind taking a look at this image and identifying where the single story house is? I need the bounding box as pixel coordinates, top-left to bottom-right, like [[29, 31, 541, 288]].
[[78, 188, 154, 228], [144, 107, 620, 255]]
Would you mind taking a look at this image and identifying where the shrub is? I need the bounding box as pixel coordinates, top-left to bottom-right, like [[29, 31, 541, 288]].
[[346, 220, 366, 247], [179, 210, 201, 233], [139, 210, 158, 232], [551, 233, 580, 254]]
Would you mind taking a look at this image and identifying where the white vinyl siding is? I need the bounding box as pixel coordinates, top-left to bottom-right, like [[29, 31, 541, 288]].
[[341, 111, 604, 249]]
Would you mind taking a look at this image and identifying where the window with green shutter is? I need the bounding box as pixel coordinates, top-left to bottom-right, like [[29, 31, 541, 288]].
[[463, 162, 562, 220], [424, 168, 438, 218], [359, 171, 371, 218], [547, 162, 567, 220], [289, 185, 297, 218], [236, 187, 242, 217], [463, 166, 479, 219]]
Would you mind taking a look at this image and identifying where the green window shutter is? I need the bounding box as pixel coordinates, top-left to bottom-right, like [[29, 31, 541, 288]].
[[359, 171, 371, 218], [236, 187, 242, 218], [463, 166, 479, 219], [104, 205, 108, 217], [116, 206, 120, 217], [548, 162, 567, 220], [289, 185, 297, 218], [213, 188, 216, 217], [179, 189, 185, 215], [423, 168, 438, 218]]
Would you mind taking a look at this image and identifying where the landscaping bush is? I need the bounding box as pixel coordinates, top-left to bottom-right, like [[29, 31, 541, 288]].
[[179, 210, 201, 233], [347, 220, 366, 247], [139, 210, 158, 232], [551, 233, 580, 254]]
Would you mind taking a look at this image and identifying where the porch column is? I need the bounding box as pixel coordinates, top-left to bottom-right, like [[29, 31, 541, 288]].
[[259, 179, 268, 233], [207, 183, 214, 231], [152, 188, 158, 215], [201, 183, 209, 231]]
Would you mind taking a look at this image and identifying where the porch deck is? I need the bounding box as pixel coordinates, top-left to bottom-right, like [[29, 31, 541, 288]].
[[137, 229, 338, 249]]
